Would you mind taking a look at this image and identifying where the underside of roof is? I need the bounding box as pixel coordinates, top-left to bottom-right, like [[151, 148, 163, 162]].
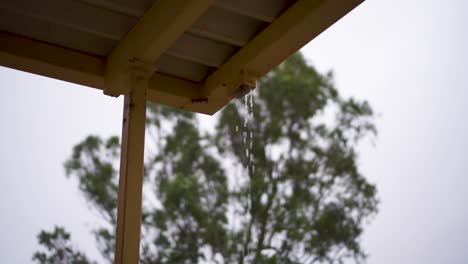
[[0, 0, 364, 114]]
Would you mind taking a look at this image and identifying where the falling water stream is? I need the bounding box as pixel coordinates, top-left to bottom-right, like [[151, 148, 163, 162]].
[[241, 89, 254, 262]]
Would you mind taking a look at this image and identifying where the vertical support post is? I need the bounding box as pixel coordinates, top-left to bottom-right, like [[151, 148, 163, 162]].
[[114, 80, 147, 264]]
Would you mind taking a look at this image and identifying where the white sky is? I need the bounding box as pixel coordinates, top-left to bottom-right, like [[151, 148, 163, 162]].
[[1, 0, 468, 263]]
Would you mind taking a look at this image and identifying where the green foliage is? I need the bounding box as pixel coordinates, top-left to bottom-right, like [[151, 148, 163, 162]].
[[34, 53, 378, 263], [64, 136, 120, 224], [146, 118, 229, 263], [33, 226, 95, 264]]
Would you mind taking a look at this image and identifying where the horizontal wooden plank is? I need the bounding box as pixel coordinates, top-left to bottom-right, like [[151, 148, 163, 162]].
[[0, 31, 207, 112], [147, 72, 203, 110], [0, 31, 106, 89]]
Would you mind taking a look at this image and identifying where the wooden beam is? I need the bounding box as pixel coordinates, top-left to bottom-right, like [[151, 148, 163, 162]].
[[0, 31, 105, 90], [114, 81, 147, 264], [149, 72, 202, 99], [105, 0, 214, 96], [147, 72, 203, 108], [0, 31, 208, 112], [201, 0, 364, 114]]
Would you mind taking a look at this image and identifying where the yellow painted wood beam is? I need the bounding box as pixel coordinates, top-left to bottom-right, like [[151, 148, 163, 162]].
[[201, 0, 364, 114], [0, 31, 206, 111], [104, 0, 214, 96], [147, 72, 205, 111], [0, 31, 106, 90]]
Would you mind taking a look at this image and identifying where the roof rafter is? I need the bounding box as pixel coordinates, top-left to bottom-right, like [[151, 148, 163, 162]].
[[0, 31, 106, 89], [0, 31, 200, 108], [104, 0, 214, 96]]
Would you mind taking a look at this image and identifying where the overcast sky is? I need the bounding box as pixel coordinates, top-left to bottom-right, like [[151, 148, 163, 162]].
[[1, 0, 468, 263]]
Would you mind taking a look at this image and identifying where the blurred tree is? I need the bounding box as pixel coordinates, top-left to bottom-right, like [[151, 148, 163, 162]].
[[34, 53, 378, 263], [33, 226, 95, 264]]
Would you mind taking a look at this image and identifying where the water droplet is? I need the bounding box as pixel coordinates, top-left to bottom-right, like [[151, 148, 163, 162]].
[[239, 89, 256, 262]]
